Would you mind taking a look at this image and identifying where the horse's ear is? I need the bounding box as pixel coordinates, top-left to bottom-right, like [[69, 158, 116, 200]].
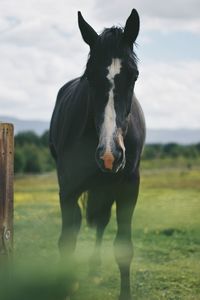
[[78, 11, 98, 48], [123, 9, 140, 47]]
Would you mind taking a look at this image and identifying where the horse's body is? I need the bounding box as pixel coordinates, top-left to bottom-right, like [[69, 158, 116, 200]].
[[50, 9, 145, 300]]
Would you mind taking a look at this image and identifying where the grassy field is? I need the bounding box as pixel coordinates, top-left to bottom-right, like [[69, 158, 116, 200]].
[[3, 166, 200, 300]]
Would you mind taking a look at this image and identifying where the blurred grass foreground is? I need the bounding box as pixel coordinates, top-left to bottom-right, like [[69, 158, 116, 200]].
[[0, 164, 199, 300]]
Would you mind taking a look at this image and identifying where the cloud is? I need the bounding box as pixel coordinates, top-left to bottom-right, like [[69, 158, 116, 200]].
[[136, 61, 200, 128], [94, 0, 200, 33], [0, 0, 199, 129], [0, 41, 88, 120], [0, 0, 93, 120]]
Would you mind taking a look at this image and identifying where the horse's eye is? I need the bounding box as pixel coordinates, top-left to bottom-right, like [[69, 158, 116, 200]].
[[127, 70, 139, 83]]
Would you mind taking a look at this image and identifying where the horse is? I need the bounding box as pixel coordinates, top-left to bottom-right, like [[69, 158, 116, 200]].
[[49, 8, 145, 300]]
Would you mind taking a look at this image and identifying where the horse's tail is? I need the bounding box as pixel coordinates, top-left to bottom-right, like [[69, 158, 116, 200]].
[[86, 190, 113, 228]]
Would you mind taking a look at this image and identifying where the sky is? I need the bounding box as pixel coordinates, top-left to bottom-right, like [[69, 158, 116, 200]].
[[0, 0, 200, 129]]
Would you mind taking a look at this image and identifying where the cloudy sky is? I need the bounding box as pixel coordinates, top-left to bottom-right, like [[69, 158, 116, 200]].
[[0, 0, 200, 129]]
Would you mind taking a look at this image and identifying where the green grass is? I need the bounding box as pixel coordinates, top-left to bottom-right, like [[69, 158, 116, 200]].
[[3, 167, 200, 299]]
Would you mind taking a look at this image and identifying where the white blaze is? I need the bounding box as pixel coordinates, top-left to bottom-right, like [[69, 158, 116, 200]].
[[100, 58, 122, 151]]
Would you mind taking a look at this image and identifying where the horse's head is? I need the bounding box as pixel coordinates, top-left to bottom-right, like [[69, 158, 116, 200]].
[[78, 9, 139, 173]]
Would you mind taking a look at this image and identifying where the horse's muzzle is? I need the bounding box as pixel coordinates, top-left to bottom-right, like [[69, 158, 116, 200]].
[[95, 144, 125, 173]]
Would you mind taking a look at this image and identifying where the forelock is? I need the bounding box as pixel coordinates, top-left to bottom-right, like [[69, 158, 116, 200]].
[[83, 27, 138, 79]]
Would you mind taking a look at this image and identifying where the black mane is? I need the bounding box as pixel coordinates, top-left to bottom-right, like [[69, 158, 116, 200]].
[[98, 27, 124, 55]]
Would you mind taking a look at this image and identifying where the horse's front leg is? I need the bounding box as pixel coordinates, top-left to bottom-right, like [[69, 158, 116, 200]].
[[57, 191, 82, 300], [59, 191, 82, 258], [87, 188, 114, 276], [114, 175, 139, 300]]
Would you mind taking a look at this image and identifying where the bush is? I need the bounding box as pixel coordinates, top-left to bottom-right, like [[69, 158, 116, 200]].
[[14, 130, 56, 174], [15, 131, 40, 146], [14, 148, 26, 173], [22, 144, 43, 173]]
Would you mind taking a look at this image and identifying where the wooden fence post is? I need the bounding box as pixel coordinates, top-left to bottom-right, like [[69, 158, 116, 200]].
[[0, 123, 14, 262]]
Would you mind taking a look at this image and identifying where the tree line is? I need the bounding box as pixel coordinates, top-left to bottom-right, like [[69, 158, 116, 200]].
[[14, 131, 55, 173], [142, 142, 200, 160], [14, 131, 200, 173]]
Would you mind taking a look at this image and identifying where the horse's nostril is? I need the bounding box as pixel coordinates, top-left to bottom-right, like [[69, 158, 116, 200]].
[[116, 147, 123, 162], [96, 145, 104, 158], [96, 144, 125, 172], [96, 146, 115, 171]]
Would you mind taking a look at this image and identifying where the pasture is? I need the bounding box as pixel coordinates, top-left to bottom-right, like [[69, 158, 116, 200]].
[[2, 166, 200, 300]]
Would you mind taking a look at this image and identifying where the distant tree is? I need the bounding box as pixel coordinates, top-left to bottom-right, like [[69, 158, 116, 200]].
[[143, 144, 163, 160], [40, 147, 55, 172], [162, 143, 180, 158], [14, 147, 25, 173], [195, 143, 200, 153], [182, 145, 199, 159], [15, 131, 40, 146], [142, 146, 156, 159], [14, 130, 56, 174], [40, 130, 49, 147], [22, 144, 42, 173]]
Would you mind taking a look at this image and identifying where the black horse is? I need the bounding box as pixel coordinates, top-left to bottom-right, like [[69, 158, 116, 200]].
[[50, 8, 145, 300]]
